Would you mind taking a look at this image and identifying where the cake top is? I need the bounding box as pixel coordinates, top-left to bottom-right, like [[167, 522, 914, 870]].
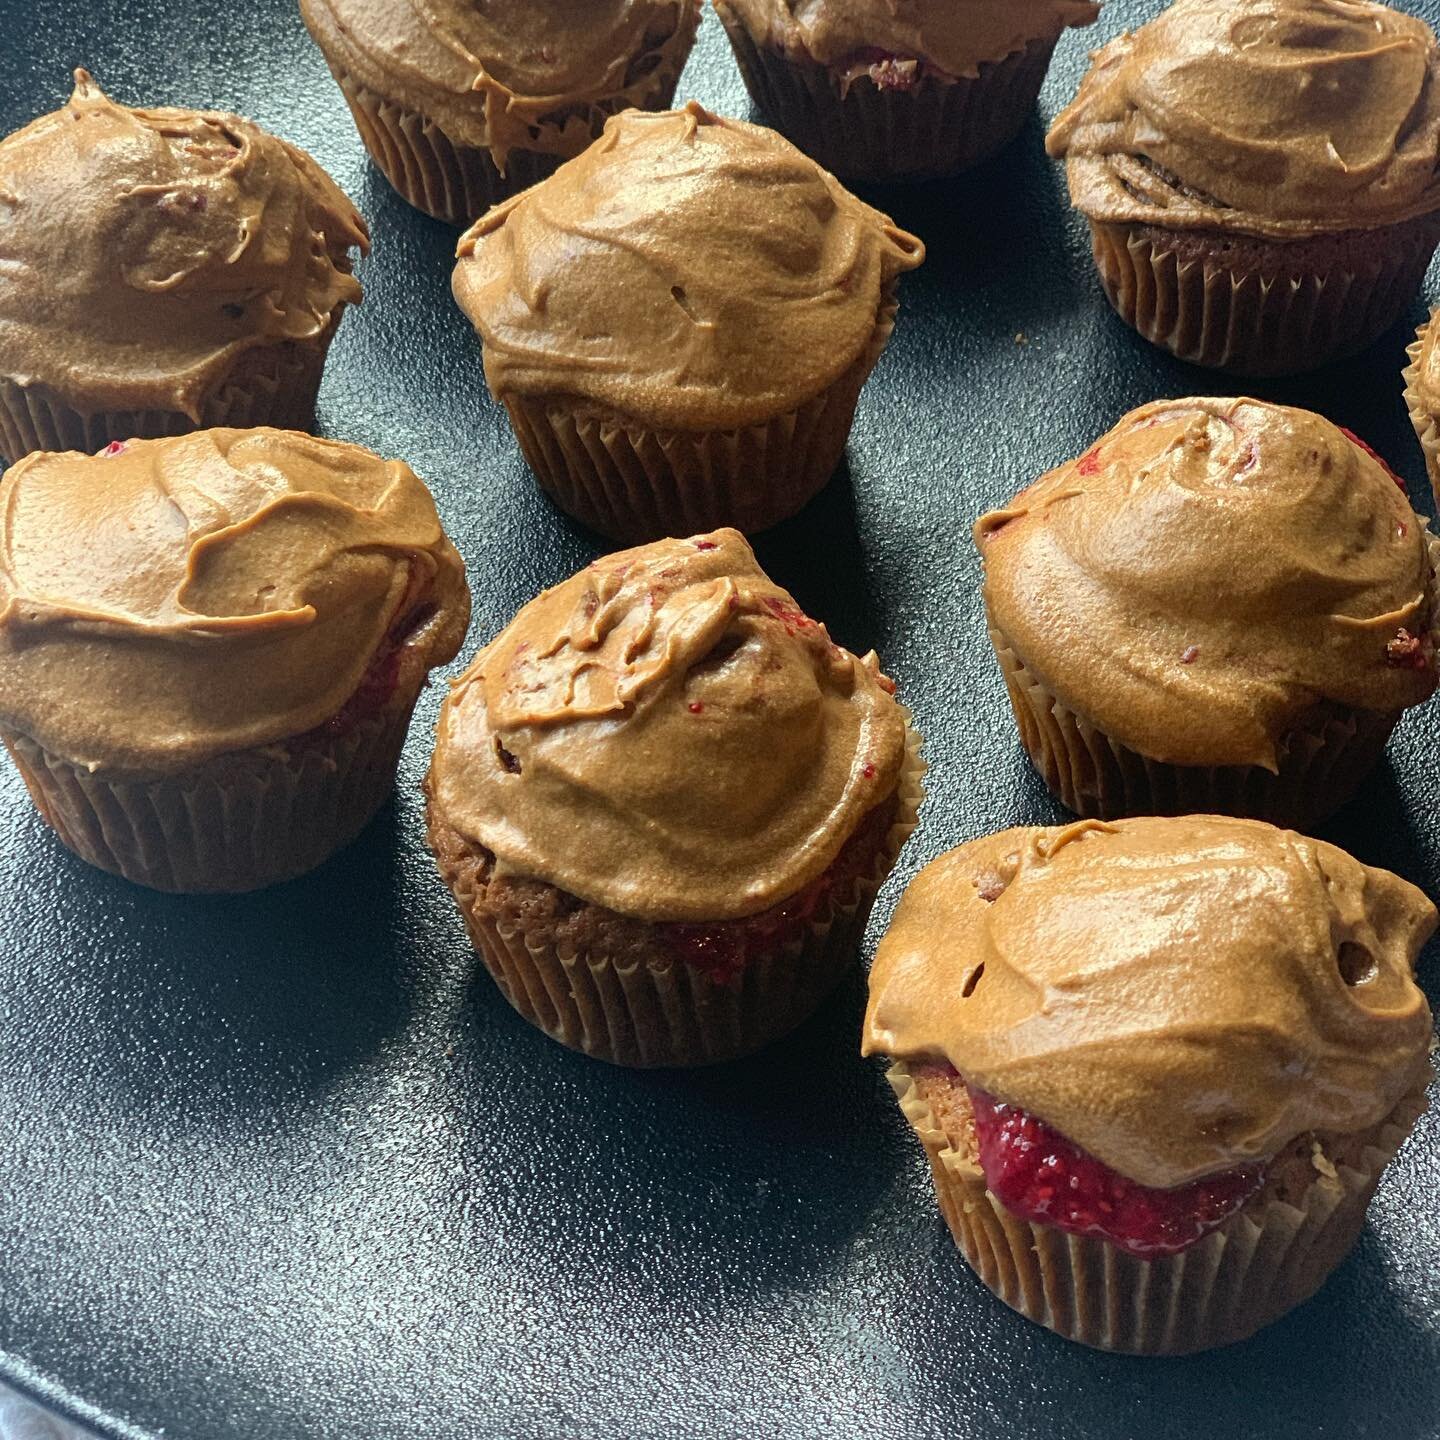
[[299, 0, 699, 163], [452, 103, 923, 430], [0, 429, 468, 773], [975, 397, 1436, 770], [864, 816, 1436, 1188], [428, 528, 909, 923], [0, 72, 367, 420], [721, 0, 1100, 79], [1046, 0, 1440, 238]]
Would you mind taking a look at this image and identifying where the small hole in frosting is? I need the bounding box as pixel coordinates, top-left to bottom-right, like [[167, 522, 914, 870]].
[[1337, 942, 1378, 987], [494, 738, 522, 776], [961, 963, 985, 999], [221, 302, 244, 320], [975, 873, 1005, 903]]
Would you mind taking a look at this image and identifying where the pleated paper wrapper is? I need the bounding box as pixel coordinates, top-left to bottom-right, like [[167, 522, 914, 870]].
[[1402, 312, 1440, 511]]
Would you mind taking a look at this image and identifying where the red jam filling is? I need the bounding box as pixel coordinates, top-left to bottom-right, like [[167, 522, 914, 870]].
[[660, 796, 895, 986], [963, 1080, 1265, 1258], [1340, 427, 1406, 491]]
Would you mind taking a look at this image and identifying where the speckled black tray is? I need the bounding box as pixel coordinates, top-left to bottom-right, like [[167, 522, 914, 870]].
[[4, 3, 1440, 1438]]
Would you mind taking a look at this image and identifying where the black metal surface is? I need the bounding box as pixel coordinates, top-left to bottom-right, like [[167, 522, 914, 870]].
[[3, 3, 1440, 1437]]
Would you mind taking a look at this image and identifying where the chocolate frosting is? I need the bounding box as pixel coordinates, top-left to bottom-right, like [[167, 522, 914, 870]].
[[427, 528, 908, 922], [299, 0, 699, 169], [975, 398, 1436, 770], [864, 816, 1436, 1188], [0, 73, 368, 419], [0, 429, 469, 774], [1046, 0, 1440, 239], [452, 104, 924, 431], [721, 0, 1099, 79]]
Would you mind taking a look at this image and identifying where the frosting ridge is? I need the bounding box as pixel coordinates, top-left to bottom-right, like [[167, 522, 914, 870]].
[[863, 816, 1436, 1188], [427, 528, 908, 922]]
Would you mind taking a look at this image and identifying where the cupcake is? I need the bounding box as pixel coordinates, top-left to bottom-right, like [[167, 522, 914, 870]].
[[864, 815, 1436, 1354], [715, 0, 1099, 182], [1045, 0, 1440, 376], [1403, 309, 1440, 506], [0, 71, 368, 464], [0, 429, 470, 893], [299, 0, 701, 225], [452, 104, 924, 543], [425, 528, 923, 1067], [975, 397, 1438, 827]]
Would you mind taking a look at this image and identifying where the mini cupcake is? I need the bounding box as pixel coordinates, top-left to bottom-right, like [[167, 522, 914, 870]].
[[1403, 309, 1440, 506], [300, 0, 701, 225], [865, 815, 1436, 1354], [0, 72, 368, 464], [715, 0, 1099, 182], [976, 398, 1438, 827], [425, 528, 923, 1067], [0, 429, 469, 893], [452, 104, 924, 543], [1046, 0, 1440, 376]]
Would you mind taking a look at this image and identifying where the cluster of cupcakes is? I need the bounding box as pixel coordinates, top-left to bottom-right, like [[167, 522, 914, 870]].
[[1, 0, 1437, 1366]]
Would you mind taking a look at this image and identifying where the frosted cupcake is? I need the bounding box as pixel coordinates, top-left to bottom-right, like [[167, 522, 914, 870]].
[[976, 397, 1438, 826], [865, 816, 1436, 1353], [425, 528, 923, 1066], [453, 104, 923, 543], [0, 429, 469, 893], [1046, 0, 1440, 375], [0, 72, 367, 463]]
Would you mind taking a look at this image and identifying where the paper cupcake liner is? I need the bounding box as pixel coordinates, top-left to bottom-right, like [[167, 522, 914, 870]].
[[2, 664, 427, 894], [502, 289, 900, 544], [988, 623, 1400, 829], [431, 720, 924, 1067], [0, 322, 339, 465], [1402, 315, 1440, 510], [889, 1063, 1428, 1355], [329, 31, 692, 226], [715, 4, 1057, 182], [1087, 218, 1440, 377]]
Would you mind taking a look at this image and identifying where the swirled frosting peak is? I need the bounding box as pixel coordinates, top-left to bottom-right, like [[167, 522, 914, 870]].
[[864, 816, 1436, 1188], [1046, 0, 1440, 238], [428, 528, 908, 922], [975, 398, 1436, 770], [0, 72, 368, 418], [452, 103, 924, 430], [722, 0, 1099, 79], [0, 430, 469, 773], [299, 0, 700, 168]]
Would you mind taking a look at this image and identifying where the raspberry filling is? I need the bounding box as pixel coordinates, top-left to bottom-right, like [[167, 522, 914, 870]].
[[1340, 427, 1406, 491], [661, 795, 897, 986], [961, 1079, 1266, 1258]]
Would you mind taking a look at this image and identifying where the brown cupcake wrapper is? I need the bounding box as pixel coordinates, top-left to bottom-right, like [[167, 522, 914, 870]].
[[1402, 317, 1440, 510], [889, 1062, 1429, 1355], [439, 720, 925, 1067], [1087, 218, 1440, 377], [2, 669, 426, 894], [502, 288, 900, 544], [715, 4, 1058, 182], [988, 622, 1403, 829], [0, 325, 338, 465]]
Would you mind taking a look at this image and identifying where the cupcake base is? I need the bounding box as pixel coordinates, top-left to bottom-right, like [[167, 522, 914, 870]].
[[989, 625, 1397, 829], [890, 1063, 1429, 1355], [1402, 314, 1440, 510], [715, 4, 1058, 183], [501, 289, 900, 544], [427, 725, 924, 1067], [2, 660, 428, 894], [1087, 215, 1440, 377]]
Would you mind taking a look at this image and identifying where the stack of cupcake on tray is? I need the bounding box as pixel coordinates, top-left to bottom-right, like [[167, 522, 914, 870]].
[[0, 0, 1437, 1359]]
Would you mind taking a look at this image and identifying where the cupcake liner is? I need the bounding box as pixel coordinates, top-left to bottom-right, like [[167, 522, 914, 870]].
[[1087, 218, 1440, 377], [432, 719, 925, 1067], [0, 321, 340, 465], [502, 288, 900, 544], [988, 622, 1399, 829], [889, 1063, 1428, 1355], [1402, 316, 1440, 509], [715, 3, 1058, 183], [2, 663, 427, 894]]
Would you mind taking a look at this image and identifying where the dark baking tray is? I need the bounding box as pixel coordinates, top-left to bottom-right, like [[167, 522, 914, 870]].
[[4, 2, 1440, 1436]]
